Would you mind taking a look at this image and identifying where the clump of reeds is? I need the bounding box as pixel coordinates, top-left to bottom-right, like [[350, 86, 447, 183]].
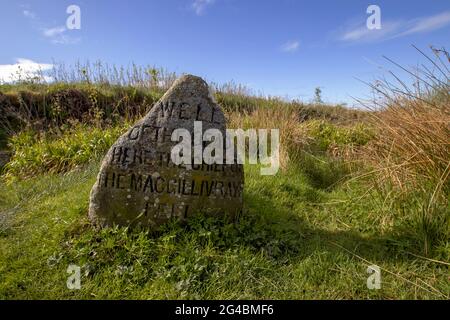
[[358, 46, 449, 254], [361, 46, 449, 194]]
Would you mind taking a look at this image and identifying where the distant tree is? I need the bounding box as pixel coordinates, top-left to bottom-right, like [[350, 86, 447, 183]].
[[314, 87, 323, 104]]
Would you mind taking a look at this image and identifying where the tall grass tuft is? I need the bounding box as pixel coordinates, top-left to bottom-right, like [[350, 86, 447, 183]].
[[227, 105, 304, 170], [359, 46, 450, 254], [228, 106, 373, 188]]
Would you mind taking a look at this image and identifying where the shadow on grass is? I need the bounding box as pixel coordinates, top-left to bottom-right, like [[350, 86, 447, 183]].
[[237, 190, 430, 265], [8, 180, 443, 300], [65, 189, 427, 271]]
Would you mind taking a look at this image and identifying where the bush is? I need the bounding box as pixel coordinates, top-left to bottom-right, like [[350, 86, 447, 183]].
[[3, 124, 126, 181], [306, 120, 374, 151], [0, 84, 158, 134]]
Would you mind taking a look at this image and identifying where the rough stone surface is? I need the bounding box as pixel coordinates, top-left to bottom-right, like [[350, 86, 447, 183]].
[[89, 75, 244, 228]]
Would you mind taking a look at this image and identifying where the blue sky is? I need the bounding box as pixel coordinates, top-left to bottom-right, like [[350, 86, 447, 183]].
[[0, 0, 449, 105]]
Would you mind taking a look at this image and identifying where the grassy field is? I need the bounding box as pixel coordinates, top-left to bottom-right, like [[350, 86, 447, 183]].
[[1, 161, 447, 299], [0, 56, 448, 299]]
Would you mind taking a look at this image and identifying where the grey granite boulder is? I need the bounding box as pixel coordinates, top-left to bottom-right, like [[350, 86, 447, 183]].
[[88, 75, 244, 228]]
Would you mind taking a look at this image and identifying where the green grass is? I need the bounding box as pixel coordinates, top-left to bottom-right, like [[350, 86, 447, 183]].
[[1, 56, 448, 299], [0, 161, 448, 299], [2, 124, 127, 181], [305, 120, 374, 151], [0, 86, 447, 299]]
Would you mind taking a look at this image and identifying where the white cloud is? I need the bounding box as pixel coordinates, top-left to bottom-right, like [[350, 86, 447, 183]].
[[192, 0, 215, 16], [42, 26, 80, 44], [21, 6, 80, 45], [338, 11, 450, 43], [339, 21, 403, 42], [397, 11, 450, 37], [0, 58, 53, 83], [23, 10, 36, 19], [281, 40, 300, 53], [43, 26, 66, 37]]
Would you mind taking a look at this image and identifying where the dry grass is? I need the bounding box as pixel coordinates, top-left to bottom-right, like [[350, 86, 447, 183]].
[[355, 46, 449, 255], [366, 98, 449, 193], [227, 106, 308, 170], [227, 104, 372, 171], [360, 47, 449, 195]]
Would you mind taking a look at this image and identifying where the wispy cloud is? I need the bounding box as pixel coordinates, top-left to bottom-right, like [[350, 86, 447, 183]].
[[192, 0, 215, 16], [281, 40, 300, 53], [42, 26, 80, 44], [0, 58, 53, 83], [43, 26, 66, 38], [339, 21, 403, 42], [338, 11, 450, 43], [23, 10, 36, 19], [22, 6, 80, 45], [42, 26, 81, 44], [396, 11, 450, 37]]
